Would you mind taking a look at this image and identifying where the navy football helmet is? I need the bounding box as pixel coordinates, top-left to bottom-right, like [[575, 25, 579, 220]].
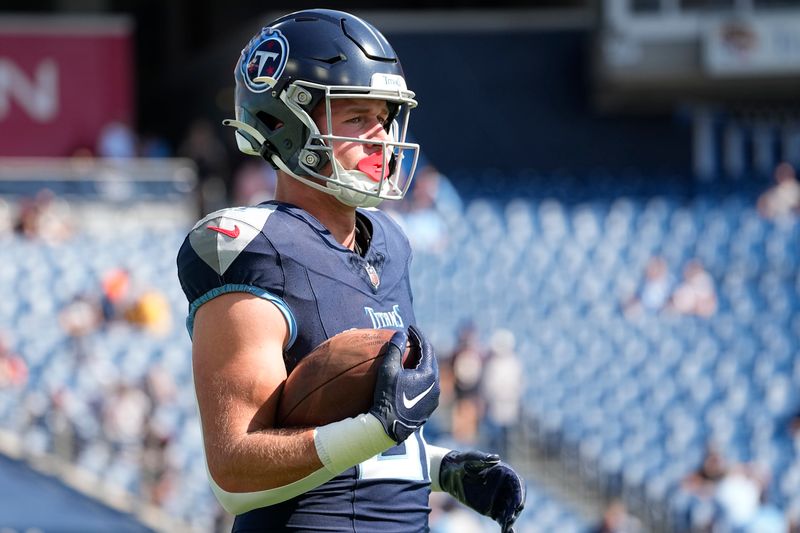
[[224, 9, 420, 208]]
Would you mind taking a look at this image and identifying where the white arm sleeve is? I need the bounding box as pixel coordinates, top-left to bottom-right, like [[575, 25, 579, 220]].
[[425, 443, 452, 492], [209, 413, 395, 515]]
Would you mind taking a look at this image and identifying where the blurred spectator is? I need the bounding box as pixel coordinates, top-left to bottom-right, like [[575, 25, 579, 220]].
[[0, 198, 13, 235], [789, 408, 800, 450], [683, 442, 771, 530], [447, 322, 485, 445], [428, 338, 456, 442], [102, 380, 151, 451], [757, 161, 800, 222], [13, 189, 74, 243], [178, 119, 230, 215], [231, 160, 277, 206], [141, 414, 176, 506], [97, 120, 138, 158], [62, 268, 172, 337], [480, 329, 523, 458], [100, 267, 133, 323], [398, 168, 449, 253], [788, 501, 800, 533], [59, 293, 104, 338], [429, 492, 486, 533], [592, 499, 643, 533], [668, 259, 717, 317], [59, 292, 104, 362], [683, 442, 729, 497], [144, 364, 177, 408], [0, 332, 27, 389], [714, 466, 763, 529], [76, 350, 120, 421], [623, 256, 674, 318], [140, 364, 180, 506], [123, 288, 173, 336], [14, 196, 38, 238], [48, 388, 78, 462], [398, 144, 463, 217], [745, 491, 786, 533], [388, 164, 462, 254], [422, 165, 462, 217], [61, 265, 165, 344]]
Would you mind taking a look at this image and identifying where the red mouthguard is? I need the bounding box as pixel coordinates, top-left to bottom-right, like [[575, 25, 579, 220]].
[[357, 152, 388, 182]]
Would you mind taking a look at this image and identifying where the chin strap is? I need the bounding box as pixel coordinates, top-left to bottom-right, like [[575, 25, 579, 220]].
[[223, 118, 390, 208], [269, 154, 384, 208]]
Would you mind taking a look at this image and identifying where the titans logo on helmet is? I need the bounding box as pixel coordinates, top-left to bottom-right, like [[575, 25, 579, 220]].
[[241, 28, 289, 93]]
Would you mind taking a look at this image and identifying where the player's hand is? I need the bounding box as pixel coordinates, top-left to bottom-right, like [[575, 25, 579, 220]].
[[439, 450, 526, 533], [369, 325, 440, 443]]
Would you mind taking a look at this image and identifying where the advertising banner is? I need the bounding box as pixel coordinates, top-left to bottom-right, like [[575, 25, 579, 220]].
[[0, 17, 133, 156]]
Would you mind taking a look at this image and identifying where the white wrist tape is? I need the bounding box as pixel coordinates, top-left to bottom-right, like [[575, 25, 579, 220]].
[[314, 413, 396, 474], [425, 443, 452, 492]]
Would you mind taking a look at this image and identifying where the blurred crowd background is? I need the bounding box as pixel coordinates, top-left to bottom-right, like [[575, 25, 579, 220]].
[[2, 1, 800, 532]]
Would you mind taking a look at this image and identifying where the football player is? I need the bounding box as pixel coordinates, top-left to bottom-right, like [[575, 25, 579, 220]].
[[177, 9, 525, 532]]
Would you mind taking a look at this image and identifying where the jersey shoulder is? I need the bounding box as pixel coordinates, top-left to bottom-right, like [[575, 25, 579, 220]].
[[176, 204, 283, 306]]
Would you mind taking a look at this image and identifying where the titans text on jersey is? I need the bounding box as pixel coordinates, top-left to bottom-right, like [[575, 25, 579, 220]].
[[177, 201, 431, 532]]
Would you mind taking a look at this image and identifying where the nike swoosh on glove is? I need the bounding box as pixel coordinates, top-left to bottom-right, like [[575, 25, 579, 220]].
[[369, 326, 440, 443], [439, 450, 526, 533]]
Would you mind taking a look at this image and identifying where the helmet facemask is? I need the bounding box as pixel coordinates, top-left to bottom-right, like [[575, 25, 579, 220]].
[[225, 77, 419, 208]]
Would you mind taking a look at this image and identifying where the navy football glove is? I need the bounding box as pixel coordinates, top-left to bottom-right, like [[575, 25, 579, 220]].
[[370, 326, 440, 443], [439, 450, 526, 533]]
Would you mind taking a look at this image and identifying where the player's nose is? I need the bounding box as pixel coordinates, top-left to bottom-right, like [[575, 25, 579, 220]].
[[363, 124, 389, 153], [367, 121, 389, 141]]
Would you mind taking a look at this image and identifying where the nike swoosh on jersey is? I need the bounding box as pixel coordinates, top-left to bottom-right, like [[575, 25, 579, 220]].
[[207, 224, 241, 238], [402, 382, 436, 409]]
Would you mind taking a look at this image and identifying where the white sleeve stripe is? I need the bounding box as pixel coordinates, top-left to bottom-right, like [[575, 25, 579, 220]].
[[186, 283, 298, 349], [207, 463, 337, 515]]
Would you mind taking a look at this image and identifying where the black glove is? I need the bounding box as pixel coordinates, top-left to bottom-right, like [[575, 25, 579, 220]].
[[439, 450, 526, 533], [369, 326, 440, 443]]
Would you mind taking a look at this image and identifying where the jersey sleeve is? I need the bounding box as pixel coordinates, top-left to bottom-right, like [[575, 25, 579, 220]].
[[176, 205, 297, 347]]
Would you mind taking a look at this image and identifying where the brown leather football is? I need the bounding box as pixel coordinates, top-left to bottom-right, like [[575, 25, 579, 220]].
[[276, 328, 415, 427]]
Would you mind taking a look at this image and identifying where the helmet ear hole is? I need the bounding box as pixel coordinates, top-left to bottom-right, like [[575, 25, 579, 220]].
[[257, 111, 284, 132], [253, 111, 286, 164]]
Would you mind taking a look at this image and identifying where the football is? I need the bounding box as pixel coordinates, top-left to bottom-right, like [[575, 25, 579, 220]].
[[276, 328, 416, 427]]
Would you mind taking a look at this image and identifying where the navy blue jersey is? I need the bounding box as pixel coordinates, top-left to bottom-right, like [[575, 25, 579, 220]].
[[177, 201, 431, 532]]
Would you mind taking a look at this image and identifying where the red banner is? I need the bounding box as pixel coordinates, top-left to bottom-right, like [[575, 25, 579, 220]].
[[0, 17, 134, 157]]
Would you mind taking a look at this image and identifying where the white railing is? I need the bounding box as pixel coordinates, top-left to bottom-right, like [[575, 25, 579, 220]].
[[0, 157, 197, 202]]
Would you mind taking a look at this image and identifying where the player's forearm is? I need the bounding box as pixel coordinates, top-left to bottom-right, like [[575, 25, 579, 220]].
[[207, 427, 322, 493], [208, 410, 395, 493], [206, 425, 334, 516], [204, 414, 395, 515]]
